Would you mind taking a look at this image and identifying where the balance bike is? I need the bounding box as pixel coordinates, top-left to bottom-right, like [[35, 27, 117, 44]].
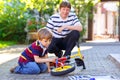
[[50, 42, 86, 76]]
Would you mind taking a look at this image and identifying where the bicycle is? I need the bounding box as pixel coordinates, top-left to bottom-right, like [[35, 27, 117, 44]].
[[50, 42, 86, 76]]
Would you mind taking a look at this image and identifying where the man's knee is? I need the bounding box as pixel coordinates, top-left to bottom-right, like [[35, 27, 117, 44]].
[[71, 30, 80, 40], [47, 46, 55, 53]]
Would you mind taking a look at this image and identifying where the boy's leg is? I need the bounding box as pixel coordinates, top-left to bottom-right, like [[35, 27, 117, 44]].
[[63, 30, 80, 56], [14, 62, 40, 74], [37, 63, 48, 73]]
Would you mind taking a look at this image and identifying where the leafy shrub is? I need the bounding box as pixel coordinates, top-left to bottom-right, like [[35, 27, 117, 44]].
[[0, 0, 28, 43]]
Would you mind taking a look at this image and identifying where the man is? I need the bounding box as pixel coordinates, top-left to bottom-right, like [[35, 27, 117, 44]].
[[46, 1, 82, 58]]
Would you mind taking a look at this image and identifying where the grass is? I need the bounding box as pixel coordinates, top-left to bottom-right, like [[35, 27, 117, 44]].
[[0, 41, 17, 48]]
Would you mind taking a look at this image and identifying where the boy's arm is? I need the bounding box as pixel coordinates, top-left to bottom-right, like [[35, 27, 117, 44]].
[[44, 54, 51, 72], [34, 55, 50, 63], [34, 54, 56, 72]]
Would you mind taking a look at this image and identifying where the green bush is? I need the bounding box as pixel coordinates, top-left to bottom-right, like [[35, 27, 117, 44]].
[[0, 0, 98, 43], [0, 0, 28, 43]]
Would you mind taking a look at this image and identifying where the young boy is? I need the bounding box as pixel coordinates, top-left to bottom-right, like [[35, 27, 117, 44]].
[[10, 28, 56, 74]]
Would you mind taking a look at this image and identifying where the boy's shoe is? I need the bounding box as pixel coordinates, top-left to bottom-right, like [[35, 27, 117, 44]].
[[10, 66, 17, 73]]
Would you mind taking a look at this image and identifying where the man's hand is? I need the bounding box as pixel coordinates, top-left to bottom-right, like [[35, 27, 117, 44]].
[[57, 26, 67, 33], [57, 25, 83, 32]]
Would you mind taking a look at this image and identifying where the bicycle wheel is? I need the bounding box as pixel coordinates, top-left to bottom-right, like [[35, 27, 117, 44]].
[[50, 64, 75, 76]]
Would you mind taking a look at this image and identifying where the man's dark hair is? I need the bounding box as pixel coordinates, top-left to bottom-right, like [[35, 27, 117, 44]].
[[59, 1, 71, 9]]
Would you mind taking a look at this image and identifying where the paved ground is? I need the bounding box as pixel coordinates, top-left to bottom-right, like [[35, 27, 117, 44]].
[[0, 39, 120, 80]]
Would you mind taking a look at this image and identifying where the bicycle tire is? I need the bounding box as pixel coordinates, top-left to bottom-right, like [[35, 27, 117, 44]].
[[50, 64, 75, 76]]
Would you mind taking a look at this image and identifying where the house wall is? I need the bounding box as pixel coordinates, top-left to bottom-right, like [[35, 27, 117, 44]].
[[93, 2, 118, 39]]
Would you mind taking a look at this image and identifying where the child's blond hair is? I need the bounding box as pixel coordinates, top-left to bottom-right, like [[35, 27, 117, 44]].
[[37, 28, 52, 40]]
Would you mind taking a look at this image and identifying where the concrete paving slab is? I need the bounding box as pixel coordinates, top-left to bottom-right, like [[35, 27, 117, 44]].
[[0, 41, 120, 80], [108, 54, 120, 69]]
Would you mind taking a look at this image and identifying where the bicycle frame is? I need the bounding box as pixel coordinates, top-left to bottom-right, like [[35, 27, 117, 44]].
[[55, 42, 86, 69], [70, 46, 83, 59], [50, 42, 86, 76]]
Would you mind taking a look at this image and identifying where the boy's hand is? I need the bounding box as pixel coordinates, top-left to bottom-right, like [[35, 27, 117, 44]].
[[48, 68, 51, 73], [49, 57, 57, 62]]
